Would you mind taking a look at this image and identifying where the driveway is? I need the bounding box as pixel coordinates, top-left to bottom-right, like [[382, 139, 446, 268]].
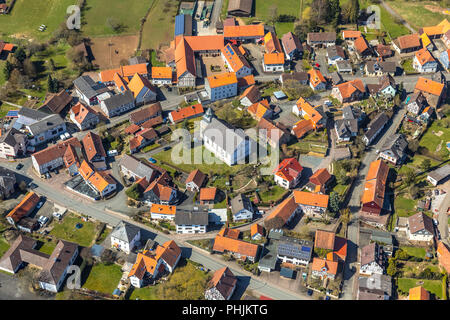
[[0, 272, 53, 300]]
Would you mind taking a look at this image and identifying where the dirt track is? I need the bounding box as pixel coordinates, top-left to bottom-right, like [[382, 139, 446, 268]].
[[90, 35, 139, 70]]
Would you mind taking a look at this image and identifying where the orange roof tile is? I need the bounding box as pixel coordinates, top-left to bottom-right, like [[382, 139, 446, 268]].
[[79, 160, 94, 181], [437, 241, 450, 274], [113, 73, 129, 92], [394, 33, 421, 50], [421, 19, 450, 36], [264, 32, 282, 53], [213, 235, 259, 258], [296, 97, 323, 125], [88, 171, 115, 192], [311, 257, 338, 275], [335, 79, 366, 100], [124, 123, 141, 135], [128, 251, 158, 279], [151, 67, 172, 79], [293, 191, 329, 208], [415, 77, 444, 97], [273, 157, 303, 182], [342, 30, 362, 39], [354, 36, 369, 54], [265, 197, 298, 225], [218, 227, 240, 239], [127, 73, 155, 99], [250, 224, 264, 237], [308, 68, 326, 88], [309, 168, 332, 187], [70, 102, 97, 125], [169, 103, 204, 123], [314, 230, 336, 250], [82, 131, 106, 162], [247, 99, 270, 120], [224, 24, 265, 38], [150, 203, 176, 215], [100, 64, 148, 82], [221, 43, 251, 72], [207, 72, 237, 88], [362, 160, 389, 207], [409, 286, 430, 300], [237, 74, 255, 87], [292, 119, 314, 139], [199, 187, 217, 201], [415, 48, 435, 66], [263, 52, 285, 65], [183, 35, 225, 51], [6, 192, 40, 223]]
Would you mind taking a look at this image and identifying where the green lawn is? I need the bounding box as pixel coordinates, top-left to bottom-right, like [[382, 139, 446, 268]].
[[400, 246, 426, 259], [394, 196, 416, 217], [0, 60, 6, 86], [408, 154, 441, 170], [386, 0, 449, 31], [398, 278, 443, 299], [378, 3, 411, 39], [0, 0, 75, 41], [0, 237, 10, 259], [140, 0, 178, 50], [274, 22, 294, 37], [37, 241, 57, 255], [419, 120, 450, 159], [82, 0, 153, 37], [128, 260, 210, 300], [0, 102, 18, 118], [150, 50, 165, 67], [401, 58, 416, 74], [83, 263, 123, 294], [254, 0, 301, 21], [258, 185, 288, 203], [152, 145, 252, 178], [49, 213, 97, 247]]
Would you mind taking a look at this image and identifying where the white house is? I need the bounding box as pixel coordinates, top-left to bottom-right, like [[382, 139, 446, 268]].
[[0, 128, 27, 159], [273, 157, 303, 189], [230, 194, 253, 221], [262, 53, 285, 72], [204, 267, 237, 300], [293, 191, 329, 218], [110, 221, 141, 254], [200, 108, 253, 166], [100, 91, 136, 118], [407, 212, 435, 243], [360, 242, 384, 276], [413, 48, 438, 73], [221, 43, 252, 78], [174, 211, 208, 234], [69, 103, 99, 131], [427, 164, 450, 186], [205, 72, 238, 102], [26, 114, 67, 146], [277, 240, 313, 266], [150, 203, 176, 221]]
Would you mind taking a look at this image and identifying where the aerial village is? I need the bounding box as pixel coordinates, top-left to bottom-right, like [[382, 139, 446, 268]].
[[0, 0, 449, 301]]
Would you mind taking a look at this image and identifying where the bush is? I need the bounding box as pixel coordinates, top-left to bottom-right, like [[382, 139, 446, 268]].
[[125, 184, 142, 200]]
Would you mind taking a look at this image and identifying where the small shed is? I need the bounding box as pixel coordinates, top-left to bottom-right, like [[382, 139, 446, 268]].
[[280, 267, 295, 279], [272, 90, 287, 102]]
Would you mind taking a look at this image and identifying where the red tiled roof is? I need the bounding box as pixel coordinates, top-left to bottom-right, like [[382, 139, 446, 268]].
[[273, 157, 303, 182]]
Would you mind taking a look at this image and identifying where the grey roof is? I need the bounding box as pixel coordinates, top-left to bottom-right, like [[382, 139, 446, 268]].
[[336, 60, 352, 71], [327, 45, 346, 59], [230, 193, 253, 215], [277, 240, 312, 261], [17, 107, 48, 121], [118, 154, 156, 180], [370, 230, 393, 245], [281, 72, 308, 83], [268, 229, 284, 240], [408, 212, 434, 235], [360, 242, 378, 265], [307, 32, 336, 42], [202, 117, 250, 156], [175, 211, 209, 226], [364, 112, 389, 142], [38, 240, 78, 285], [366, 60, 397, 74], [427, 164, 450, 183], [129, 56, 147, 65], [27, 114, 65, 136], [74, 75, 108, 99], [0, 166, 16, 191], [358, 274, 392, 298], [330, 72, 343, 84], [0, 127, 26, 148], [258, 240, 278, 270], [111, 221, 140, 243], [335, 119, 358, 138], [102, 91, 135, 112], [342, 105, 364, 121], [379, 133, 407, 161]]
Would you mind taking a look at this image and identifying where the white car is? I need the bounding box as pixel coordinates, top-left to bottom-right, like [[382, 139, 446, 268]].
[[37, 215, 49, 226], [60, 134, 67, 141], [64, 132, 71, 139], [107, 150, 118, 157]]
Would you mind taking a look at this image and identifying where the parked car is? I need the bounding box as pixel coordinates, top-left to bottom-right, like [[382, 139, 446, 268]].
[[307, 289, 313, 296], [148, 157, 157, 163], [64, 132, 71, 139], [163, 146, 171, 151], [37, 215, 49, 227], [36, 201, 44, 209], [16, 163, 23, 170], [315, 63, 320, 68], [28, 182, 38, 189], [45, 172, 51, 179], [107, 150, 118, 157]]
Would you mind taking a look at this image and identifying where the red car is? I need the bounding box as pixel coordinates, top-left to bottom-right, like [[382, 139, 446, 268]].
[[315, 63, 320, 67]]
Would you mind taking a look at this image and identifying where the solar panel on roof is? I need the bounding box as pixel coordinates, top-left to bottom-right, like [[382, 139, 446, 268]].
[[302, 246, 311, 252]]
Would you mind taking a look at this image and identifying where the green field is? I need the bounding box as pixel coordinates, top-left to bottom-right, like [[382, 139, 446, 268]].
[[254, 0, 301, 21], [83, 263, 122, 294], [0, 0, 74, 41], [258, 185, 288, 203], [49, 213, 97, 247], [0, 102, 18, 118], [82, 0, 153, 37], [419, 120, 450, 159], [0, 237, 9, 259], [140, 0, 178, 50], [400, 246, 426, 259], [275, 22, 294, 37], [0, 60, 6, 86], [386, 0, 449, 31], [398, 278, 443, 299], [394, 196, 416, 217], [378, 3, 411, 39]]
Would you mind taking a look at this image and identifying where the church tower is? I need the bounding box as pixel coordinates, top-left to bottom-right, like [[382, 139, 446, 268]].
[[200, 107, 214, 138]]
